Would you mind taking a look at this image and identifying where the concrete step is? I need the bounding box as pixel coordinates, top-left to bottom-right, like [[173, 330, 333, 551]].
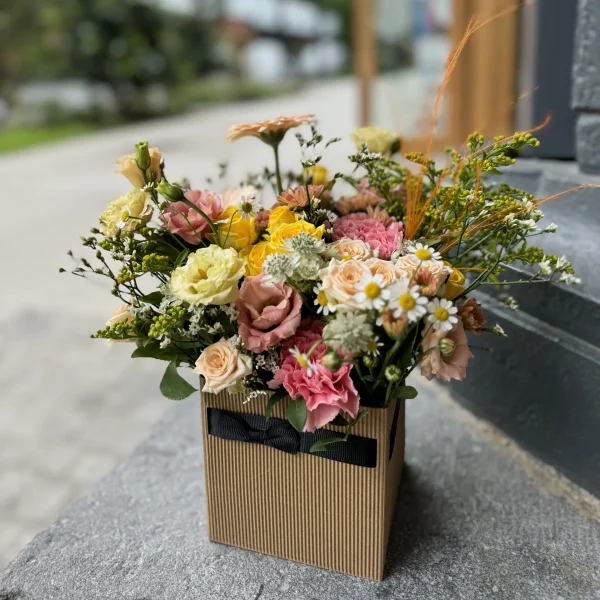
[[1, 382, 599, 599]]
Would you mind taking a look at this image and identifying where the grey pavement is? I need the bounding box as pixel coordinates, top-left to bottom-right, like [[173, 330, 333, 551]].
[[1, 379, 599, 599], [0, 77, 363, 570]]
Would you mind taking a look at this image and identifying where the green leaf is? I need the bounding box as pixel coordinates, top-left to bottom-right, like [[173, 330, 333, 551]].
[[160, 361, 197, 401], [349, 410, 368, 426], [396, 385, 418, 400], [131, 344, 181, 362], [265, 388, 288, 421], [310, 437, 345, 453], [175, 249, 189, 268], [286, 399, 307, 432], [139, 292, 163, 305]]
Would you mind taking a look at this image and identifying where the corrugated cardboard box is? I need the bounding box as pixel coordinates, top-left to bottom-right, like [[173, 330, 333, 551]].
[[202, 390, 405, 580]]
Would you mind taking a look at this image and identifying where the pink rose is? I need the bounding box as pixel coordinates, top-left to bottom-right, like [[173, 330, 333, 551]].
[[333, 213, 402, 260], [420, 320, 473, 382], [269, 321, 360, 432], [161, 190, 223, 245], [236, 276, 302, 352]]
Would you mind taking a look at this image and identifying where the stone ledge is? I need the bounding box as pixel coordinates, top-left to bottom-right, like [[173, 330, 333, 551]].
[[2, 384, 599, 600]]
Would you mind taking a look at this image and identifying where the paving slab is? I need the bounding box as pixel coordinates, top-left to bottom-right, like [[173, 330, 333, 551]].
[[1, 381, 599, 600]]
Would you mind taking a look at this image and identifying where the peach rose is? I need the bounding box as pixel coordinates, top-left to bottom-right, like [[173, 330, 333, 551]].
[[420, 320, 473, 382], [331, 238, 373, 261], [366, 258, 403, 284], [319, 259, 371, 309], [194, 338, 252, 394]]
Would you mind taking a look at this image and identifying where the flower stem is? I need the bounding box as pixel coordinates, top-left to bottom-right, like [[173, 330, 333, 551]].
[[273, 144, 284, 195]]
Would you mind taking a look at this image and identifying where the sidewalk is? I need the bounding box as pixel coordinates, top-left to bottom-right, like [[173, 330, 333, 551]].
[[0, 77, 360, 570]]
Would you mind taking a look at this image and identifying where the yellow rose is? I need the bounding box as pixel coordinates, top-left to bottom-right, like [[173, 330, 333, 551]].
[[240, 241, 283, 276], [115, 146, 162, 188], [268, 220, 325, 250], [443, 261, 466, 300], [193, 337, 252, 394], [268, 205, 298, 232], [169, 246, 245, 306], [351, 127, 400, 154], [304, 165, 329, 186], [208, 205, 258, 251], [99, 189, 153, 238]]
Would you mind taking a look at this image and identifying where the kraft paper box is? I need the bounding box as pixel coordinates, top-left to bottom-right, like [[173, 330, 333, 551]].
[[201, 390, 405, 580]]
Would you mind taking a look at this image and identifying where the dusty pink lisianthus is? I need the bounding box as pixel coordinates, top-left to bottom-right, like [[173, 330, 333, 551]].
[[236, 276, 302, 353], [161, 190, 223, 245], [333, 213, 403, 260], [268, 321, 360, 432], [420, 320, 473, 382]]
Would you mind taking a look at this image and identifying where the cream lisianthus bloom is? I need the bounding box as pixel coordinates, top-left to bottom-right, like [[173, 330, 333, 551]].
[[351, 127, 400, 155], [115, 146, 162, 188], [99, 189, 153, 237], [194, 337, 252, 394], [169, 246, 245, 306]]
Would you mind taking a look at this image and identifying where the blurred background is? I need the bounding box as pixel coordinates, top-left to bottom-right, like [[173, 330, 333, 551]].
[[1, 0, 590, 573]]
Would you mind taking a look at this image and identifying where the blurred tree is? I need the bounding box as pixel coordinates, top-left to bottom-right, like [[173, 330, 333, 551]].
[[313, 0, 353, 48]]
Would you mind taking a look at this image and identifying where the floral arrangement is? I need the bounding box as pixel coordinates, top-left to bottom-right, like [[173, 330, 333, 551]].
[[63, 115, 578, 449]]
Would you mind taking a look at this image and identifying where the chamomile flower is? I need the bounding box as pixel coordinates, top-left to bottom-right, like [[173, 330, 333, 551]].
[[238, 194, 261, 220], [408, 243, 442, 264], [366, 337, 383, 357], [354, 272, 390, 310], [290, 346, 317, 377], [389, 279, 428, 322], [427, 298, 458, 332], [313, 284, 336, 316]]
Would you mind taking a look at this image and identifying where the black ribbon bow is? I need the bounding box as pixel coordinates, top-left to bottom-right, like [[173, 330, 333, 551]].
[[207, 408, 378, 468]]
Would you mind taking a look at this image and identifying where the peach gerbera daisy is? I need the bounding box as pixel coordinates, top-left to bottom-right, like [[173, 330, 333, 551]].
[[225, 114, 315, 144]]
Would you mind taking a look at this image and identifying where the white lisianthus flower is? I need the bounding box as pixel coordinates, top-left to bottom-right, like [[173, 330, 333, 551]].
[[99, 190, 153, 237], [169, 246, 245, 306]]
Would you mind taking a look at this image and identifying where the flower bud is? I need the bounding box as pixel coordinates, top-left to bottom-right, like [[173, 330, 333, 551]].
[[135, 141, 151, 171], [321, 349, 342, 373], [362, 355, 379, 368], [381, 311, 408, 339], [438, 338, 455, 357], [157, 180, 184, 201], [384, 364, 402, 382]]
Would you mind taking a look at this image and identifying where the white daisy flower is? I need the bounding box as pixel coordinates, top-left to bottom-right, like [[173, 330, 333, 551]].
[[238, 194, 262, 221], [313, 284, 336, 316], [289, 346, 317, 378], [427, 298, 458, 332], [366, 337, 383, 357], [408, 242, 442, 264], [539, 260, 552, 276], [389, 278, 428, 322], [354, 272, 390, 310]]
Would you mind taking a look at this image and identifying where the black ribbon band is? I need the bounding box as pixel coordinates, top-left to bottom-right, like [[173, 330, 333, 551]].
[[207, 408, 378, 468]]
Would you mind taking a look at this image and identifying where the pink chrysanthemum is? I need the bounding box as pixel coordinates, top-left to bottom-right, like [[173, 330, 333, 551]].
[[268, 320, 359, 432], [332, 213, 403, 260]]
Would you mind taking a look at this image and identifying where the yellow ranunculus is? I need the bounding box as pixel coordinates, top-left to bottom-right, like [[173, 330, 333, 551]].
[[268, 219, 325, 250], [115, 146, 162, 188], [351, 127, 400, 155], [99, 189, 153, 238], [240, 241, 283, 276], [443, 261, 466, 300], [304, 165, 329, 186], [267, 205, 298, 232], [169, 246, 245, 306], [208, 205, 258, 251]]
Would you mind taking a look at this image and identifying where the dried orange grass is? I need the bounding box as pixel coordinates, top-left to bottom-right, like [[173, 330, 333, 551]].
[[403, 2, 600, 250]]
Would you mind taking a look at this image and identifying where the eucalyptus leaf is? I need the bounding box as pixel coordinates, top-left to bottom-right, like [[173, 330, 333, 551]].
[[286, 399, 307, 432], [160, 361, 197, 401], [396, 385, 418, 400], [310, 437, 345, 453], [139, 292, 163, 305], [265, 388, 288, 421]]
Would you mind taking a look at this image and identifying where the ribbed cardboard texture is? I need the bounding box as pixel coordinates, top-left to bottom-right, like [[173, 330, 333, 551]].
[[201, 391, 405, 580]]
